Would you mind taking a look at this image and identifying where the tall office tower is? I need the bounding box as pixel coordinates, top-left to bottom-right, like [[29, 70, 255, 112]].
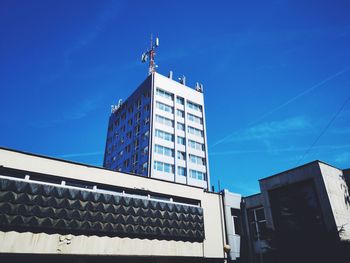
[[103, 72, 210, 189]]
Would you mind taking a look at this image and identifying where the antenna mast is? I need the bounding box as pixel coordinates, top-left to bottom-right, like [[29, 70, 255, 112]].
[[141, 35, 159, 75]]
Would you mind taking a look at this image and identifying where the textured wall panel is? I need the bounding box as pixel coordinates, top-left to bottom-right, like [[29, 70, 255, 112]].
[[0, 178, 204, 242]]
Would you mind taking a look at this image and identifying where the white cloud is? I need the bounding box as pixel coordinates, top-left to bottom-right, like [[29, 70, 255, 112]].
[[226, 116, 310, 143], [334, 152, 350, 164]]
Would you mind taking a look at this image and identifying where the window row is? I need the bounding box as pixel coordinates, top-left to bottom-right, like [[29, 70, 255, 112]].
[[154, 144, 174, 157], [189, 154, 206, 165], [188, 126, 203, 137], [187, 101, 202, 112], [156, 101, 173, 113], [155, 114, 173, 127], [155, 129, 173, 142], [188, 140, 205, 151], [156, 88, 173, 100], [155, 88, 202, 114], [189, 169, 206, 180], [187, 113, 202, 124], [154, 161, 174, 173]]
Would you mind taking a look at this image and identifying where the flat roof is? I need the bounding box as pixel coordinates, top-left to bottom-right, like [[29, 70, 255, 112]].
[[259, 160, 342, 182], [0, 146, 215, 193]]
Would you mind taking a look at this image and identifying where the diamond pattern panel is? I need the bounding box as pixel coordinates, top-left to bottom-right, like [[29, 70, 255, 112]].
[[0, 178, 204, 242]]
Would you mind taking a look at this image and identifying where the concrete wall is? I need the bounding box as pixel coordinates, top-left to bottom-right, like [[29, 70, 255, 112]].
[[222, 190, 242, 261], [259, 161, 350, 240], [0, 148, 225, 259], [319, 163, 350, 240], [152, 73, 209, 189]]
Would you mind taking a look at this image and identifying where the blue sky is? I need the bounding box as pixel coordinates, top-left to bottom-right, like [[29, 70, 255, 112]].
[[1, 0, 349, 195]]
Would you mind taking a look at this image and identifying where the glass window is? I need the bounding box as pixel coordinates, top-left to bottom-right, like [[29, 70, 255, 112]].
[[155, 115, 174, 127], [177, 122, 185, 131], [156, 88, 173, 100], [178, 166, 186, 176], [155, 129, 174, 141], [154, 161, 174, 173], [177, 136, 185, 145], [188, 126, 203, 137], [187, 101, 202, 112], [177, 109, 184, 118], [187, 113, 202, 124], [248, 207, 267, 241], [176, 96, 184, 105], [156, 101, 173, 113], [189, 169, 205, 180], [189, 154, 205, 165], [177, 151, 186, 160], [188, 140, 204, 151], [155, 144, 174, 157]]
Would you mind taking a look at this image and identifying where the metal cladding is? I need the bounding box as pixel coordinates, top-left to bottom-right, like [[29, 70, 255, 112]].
[[0, 178, 205, 242]]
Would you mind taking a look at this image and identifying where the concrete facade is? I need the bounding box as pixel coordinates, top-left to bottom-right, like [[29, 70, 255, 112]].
[[103, 72, 210, 189], [0, 147, 224, 261], [259, 161, 350, 240]]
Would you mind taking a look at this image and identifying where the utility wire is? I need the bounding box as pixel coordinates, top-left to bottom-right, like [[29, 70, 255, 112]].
[[210, 66, 350, 149], [296, 95, 350, 166]]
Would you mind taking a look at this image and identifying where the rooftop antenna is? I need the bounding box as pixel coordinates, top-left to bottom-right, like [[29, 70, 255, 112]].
[[141, 34, 159, 75]]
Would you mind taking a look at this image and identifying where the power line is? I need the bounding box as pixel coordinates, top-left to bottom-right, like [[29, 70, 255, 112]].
[[296, 95, 350, 166], [210, 66, 350, 149]]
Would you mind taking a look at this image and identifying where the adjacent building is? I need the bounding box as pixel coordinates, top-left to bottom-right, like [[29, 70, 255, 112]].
[[0, 147, 227, 263], [241, 160, 350, 263], [103, 72, 210, 189]]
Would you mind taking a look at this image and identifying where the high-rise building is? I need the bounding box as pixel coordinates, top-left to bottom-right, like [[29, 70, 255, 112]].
[[103, 72, 210, 189]]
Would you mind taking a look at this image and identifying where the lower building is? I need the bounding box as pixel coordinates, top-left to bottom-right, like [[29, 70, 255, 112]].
[[0, 147, 228, 262], [241, 160, 350, 263]]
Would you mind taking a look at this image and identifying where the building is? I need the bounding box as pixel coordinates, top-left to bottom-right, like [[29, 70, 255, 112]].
[[103, 72, 210, 189], [241, 160, 350, 263], [0, 147, 234, 263]]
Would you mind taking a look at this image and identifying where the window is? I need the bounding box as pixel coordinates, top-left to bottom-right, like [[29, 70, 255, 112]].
[[144, 117, 150, 125], [135, 124, 140, 136], [177, 151, 186, 160], [178, 166, 186, 176], [154, 161, 174, 173], [188, 140, 204, 151], [177, 109, 184, 118], [143, 146, 149, 155], [142, 162, 148, 171], [188, 126, 203, 137], [126, 131, 132, 139], [135, 112, 141, 122], [189, 154, 205, 165], [177, 136, 185, 145], [155, 115, 174, 127], [177, 122, 185, 131], [187, 101, 202, 112], [187, 113, 202, 124], [123, 159, 129, 168], [128, 107, 133, 114], [155, 129, 173, 141], [231, 209, 241, 235], [176, 96, 184, 105], [156, 101, 173, 113], [142, 131, 149, 141], [136, 98, 142, 109], [156, 88, 173, 100], [134, 139, 139, 150], [125, 144, 131, 153], [132, 153, 138, 165], [248, 207, 267, 240], [189, 170, 205, 180], [155, 144, 174, 157]]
